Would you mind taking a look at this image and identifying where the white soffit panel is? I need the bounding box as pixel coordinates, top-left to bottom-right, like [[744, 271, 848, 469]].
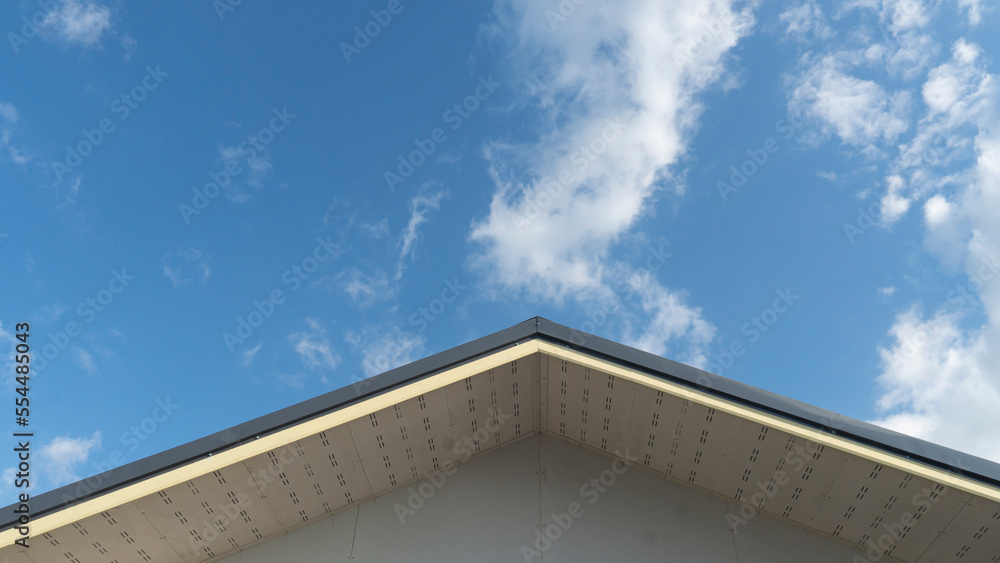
[[714, 418, 850, 527], [810, 458, 968, 561], [444, 362, 536, 451], [916, 495, 1000, 562], [627, 383, 739, 489], [535, 348, 1000, 563], [131, 464, 282, 562], [547, 359, 636, 456], [241, 425, 371, 527], [348, 387, 455, 492], [26, 503, 175, 563]]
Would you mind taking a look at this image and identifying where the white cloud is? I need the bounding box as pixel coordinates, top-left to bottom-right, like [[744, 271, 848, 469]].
[[162, 247, 211, 289], [241, 342, 262, 368], [288, 319, 339, 372], [345, 326, 425, 379], [881, 0, 931, 33], [872, 308, 1000, 462], [34, 303, 66, 324], [779, 1, 834, 41], [816, 170, 838, 182], [878, 286, 897, 297], [41, 0, 112, 48], [956, 0, 984, 25], [218, 144, 272, 202], [871, 51, 1000, 461], [0, 467, 21, 498], [120, 34, 137, 62], [620, 270, 716, 367], [0, 101, 29, 165], [880, 39, 993, 225], [467, 0, 747, 363], [72, 347, 96, 375], [0, 321, 17, 392], [397, 187, 447, 280], [330, 267, 394, 307], [277, 372, 308, 388], [787, 54, 911, 152], [885, 32, 938, 80], [39, 432, 102, 486], [0, 102, 18, 124], [360, 217, 390, 239]]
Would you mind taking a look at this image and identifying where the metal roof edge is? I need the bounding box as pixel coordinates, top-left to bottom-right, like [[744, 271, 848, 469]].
[[1, 317, 542, 529], [6, 315, 998, 531], [532, 317, 1000, 488]]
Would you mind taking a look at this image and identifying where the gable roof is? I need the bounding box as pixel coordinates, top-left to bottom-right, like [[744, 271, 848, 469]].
[[2, 317, 998, 562]]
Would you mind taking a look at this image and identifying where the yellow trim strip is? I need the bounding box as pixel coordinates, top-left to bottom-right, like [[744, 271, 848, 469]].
[[535, 340, 1000, 502], [0, 341, 541, 545]]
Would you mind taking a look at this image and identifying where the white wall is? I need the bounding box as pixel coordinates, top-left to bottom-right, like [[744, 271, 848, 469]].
[[222, 434, 867, 562]]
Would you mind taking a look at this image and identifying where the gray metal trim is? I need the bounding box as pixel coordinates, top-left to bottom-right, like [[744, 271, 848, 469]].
[[4, 316, 998, 531], [1, 318, 540, 528], [533, 317, 1000, 487]]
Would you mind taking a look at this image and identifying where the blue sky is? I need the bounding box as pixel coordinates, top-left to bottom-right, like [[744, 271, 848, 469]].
[[1, 0, 998, 505]]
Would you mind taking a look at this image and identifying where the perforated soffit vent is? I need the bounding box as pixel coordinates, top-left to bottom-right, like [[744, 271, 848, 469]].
[[1, 318, 998, 563]]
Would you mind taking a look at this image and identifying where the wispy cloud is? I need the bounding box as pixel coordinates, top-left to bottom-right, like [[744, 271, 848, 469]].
[[40, 0, 113, 48], [34, 303, 66, 325], [322, 267, 394, 307], [162, 247, 211, 289], [345, 326, 425, 379], [39, 432, 102, 486], [0, 101, 29, 165], [288, 319, 339, 372], [72, 347, 96, 375], [779, 0, 834, 42], [241, 342, 262, 368], [396, 186, 447, 281], [218, 144, 272, 202], [786, 53, 911, 155], [467, 0, 751, 363], [120, 33, 137, 62]]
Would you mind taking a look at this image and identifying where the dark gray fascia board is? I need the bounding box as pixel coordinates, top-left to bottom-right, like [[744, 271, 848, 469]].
[[5, 316, 999, 531]]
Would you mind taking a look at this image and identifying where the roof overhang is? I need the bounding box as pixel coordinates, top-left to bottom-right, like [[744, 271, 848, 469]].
[[2, 317, 998, 562]]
